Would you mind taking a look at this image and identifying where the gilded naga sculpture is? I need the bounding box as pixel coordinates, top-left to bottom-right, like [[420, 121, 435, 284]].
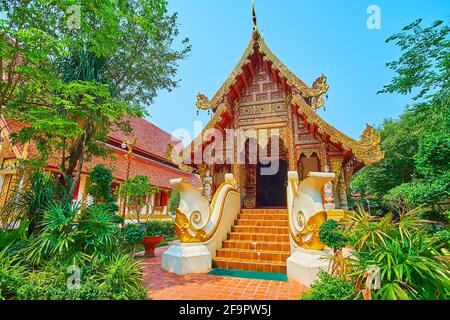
[[170, 174, 241, 255], [287, 171, 338, 251]]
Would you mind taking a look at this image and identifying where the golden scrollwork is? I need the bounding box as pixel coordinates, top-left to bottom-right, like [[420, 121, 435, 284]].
[[291, 210, 327, 251], [174, 209, 207, 243], [173, 177, 238, 243]]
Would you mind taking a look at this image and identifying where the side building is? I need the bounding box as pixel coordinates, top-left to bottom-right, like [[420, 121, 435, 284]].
[[0, 115, 200, 221]]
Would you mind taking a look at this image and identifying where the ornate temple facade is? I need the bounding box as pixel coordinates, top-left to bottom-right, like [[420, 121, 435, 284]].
[[181, 8, 383, 211]]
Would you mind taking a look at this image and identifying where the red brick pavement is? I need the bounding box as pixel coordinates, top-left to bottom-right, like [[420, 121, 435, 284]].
[[141, 246, 306, 300]]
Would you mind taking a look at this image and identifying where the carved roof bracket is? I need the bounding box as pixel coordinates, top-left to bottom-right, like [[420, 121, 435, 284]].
[[291, 94, 384, 165]]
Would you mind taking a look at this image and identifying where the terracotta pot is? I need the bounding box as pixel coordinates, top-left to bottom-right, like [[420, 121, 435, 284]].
[[142, 235, 164, 258]]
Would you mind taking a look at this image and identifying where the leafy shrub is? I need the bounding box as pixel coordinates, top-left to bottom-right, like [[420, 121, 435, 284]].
[[87, 165, 119, 214], [121, 223, 145, 255], [146, 220, 175, 238], [121, 223, 145, 245], [0, 248, 26, 300], [318, 220, 347, 250], [1, 170, 59, 236], [384, 173, 450, 213], [346, 207, 450, 300], [3, 254, 147, 300], [26, 202, 120, 266], [111, 215, 125, 225], [300, 271, 355, 300], [433, 229, 450, 248], [167, 190, 180, 215], [0, 192, 149, 300], [94, 253, 148, 300], [0, 223, 27, 251]]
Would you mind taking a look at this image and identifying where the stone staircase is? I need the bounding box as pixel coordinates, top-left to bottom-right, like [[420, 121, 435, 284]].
[[213, 209, 290, 273]]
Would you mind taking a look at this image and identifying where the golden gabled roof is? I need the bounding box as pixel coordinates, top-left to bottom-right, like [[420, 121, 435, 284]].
[[189, 25, 383, 165], [292, 94, 384, 164], [196, 33, 329, 111]]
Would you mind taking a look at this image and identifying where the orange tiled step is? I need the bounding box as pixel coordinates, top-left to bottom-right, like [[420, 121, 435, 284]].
[[238, 213, 288, 221], [223, 239, 290, 251], [223, 240, 290, 252], [213, 257, 287, 273], [228, 232, 290, 243], [235, 219, 289, 227], [240, 209, 287, 215], [216, 248, 290, 262], [215, 208, 291, 274], [232, 225, 289, 235]]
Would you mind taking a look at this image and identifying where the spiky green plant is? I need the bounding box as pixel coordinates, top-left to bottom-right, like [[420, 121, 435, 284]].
[[345, 206, 450, 300], [0, 170, 60, 236]]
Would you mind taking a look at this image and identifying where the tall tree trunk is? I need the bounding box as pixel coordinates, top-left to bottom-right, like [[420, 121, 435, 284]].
[[64, 134, 86, 180], [67, 131, 87, 203]]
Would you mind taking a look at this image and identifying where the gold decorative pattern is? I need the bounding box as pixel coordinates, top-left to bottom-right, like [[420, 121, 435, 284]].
[[242, 96, 253, 103], [256, 93, 268, 102], [292, 94, 384, 164], [330, 158, 343, 205], [175, 180, 238, 243], [192, 34, 328, 111], [271, 92, 284, 100], [290, 210, 327, 250], [163, 144, 174, 162]]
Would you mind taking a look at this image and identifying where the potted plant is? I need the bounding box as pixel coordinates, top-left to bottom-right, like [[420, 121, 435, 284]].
[[121, 223, 146, 256], [142, 222, 165, 258]]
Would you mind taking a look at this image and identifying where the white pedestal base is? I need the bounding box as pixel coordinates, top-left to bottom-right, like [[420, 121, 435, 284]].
[[162, 242, 212, 275], [287, 248, 331, 287]]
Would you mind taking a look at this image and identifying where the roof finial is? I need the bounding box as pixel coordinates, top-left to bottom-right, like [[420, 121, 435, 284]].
[[252, 0, 260, 39]]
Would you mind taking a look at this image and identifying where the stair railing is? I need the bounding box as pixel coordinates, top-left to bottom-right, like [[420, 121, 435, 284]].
[[170, 173, 241, 257], [286, 171, 336, 251]]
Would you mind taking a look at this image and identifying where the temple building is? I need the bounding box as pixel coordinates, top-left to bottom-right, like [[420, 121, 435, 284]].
[[0, 116, 200, 220], [161, 4, 384, 275], [180, 5, 384, 211]]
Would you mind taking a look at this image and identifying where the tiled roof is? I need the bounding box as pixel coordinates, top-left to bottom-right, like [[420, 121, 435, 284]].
[[1, 116, 201, 189], [85, 148, 200, 189], [109, 117, 180, 160]]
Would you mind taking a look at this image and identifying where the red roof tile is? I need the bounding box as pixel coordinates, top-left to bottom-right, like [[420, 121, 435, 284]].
[[109, 117, 180, 160], [1, 116, 201, 189], [85, 149, 200, 189]]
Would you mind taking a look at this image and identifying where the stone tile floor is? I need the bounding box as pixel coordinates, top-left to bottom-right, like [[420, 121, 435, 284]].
[[141, 246, 306, 300]]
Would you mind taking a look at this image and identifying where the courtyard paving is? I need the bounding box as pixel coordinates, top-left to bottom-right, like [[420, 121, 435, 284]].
[[141, 246, 306, 300]]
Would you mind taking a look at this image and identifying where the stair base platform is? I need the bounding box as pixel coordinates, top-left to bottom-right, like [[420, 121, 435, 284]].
[[287, 248, 331, 287], [162, 242, 211, 275]]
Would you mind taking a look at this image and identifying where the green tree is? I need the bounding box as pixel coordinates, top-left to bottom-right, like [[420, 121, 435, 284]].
[[351, 19, 449, 220], [1, 0, 190, 199], [167, 190, 181, 215], [351, 113, 420, 199], [86, 164, 119, 214], [118, 176, 159, 223]]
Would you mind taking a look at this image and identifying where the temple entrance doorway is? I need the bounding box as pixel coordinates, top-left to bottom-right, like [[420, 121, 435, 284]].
[[256, 159, 287, 208]]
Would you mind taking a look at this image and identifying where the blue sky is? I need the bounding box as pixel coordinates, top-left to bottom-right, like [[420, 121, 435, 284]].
[[149, 0, 449, 143]]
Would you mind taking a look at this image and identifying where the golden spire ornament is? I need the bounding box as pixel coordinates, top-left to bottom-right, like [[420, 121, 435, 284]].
[[252, 0, 260, 39]]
